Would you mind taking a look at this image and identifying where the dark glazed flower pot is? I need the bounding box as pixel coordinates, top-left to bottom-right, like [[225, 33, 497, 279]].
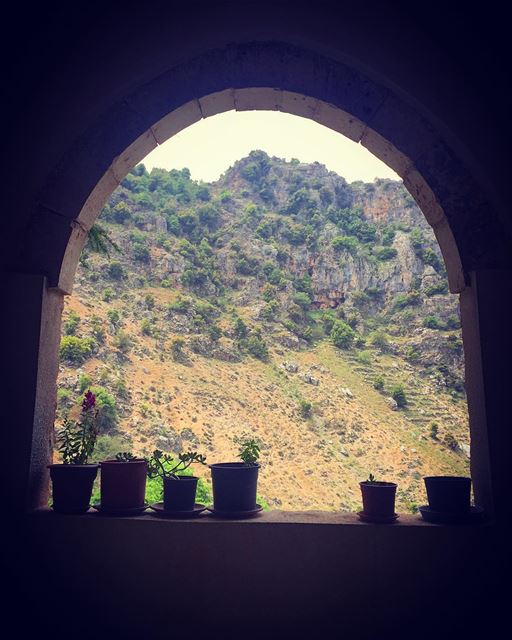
[[163, 476, 198, 511], [210, 462, 260, 512], [100, 459, 147, 509], [48, 464, 99, 514], [424, 476, 471, 513], [360, 481, 397, 518]]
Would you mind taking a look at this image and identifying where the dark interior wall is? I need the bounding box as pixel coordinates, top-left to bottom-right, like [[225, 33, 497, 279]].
[[3, 1, 512, 271], [2, 2, 511, 637], [14, 513, 506, 638]]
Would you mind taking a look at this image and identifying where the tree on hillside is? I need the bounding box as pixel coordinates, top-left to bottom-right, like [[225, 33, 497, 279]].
[[330, 319, 356, 349]]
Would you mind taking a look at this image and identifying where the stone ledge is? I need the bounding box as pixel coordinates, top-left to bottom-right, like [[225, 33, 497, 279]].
[[29, 507, 489, 527]]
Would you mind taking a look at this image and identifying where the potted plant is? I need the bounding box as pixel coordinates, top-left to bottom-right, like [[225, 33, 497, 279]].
[[359, 473, 398, 522], [423, 476, 471, 514], [146, 449, 207, 512], [209, 438, 261, 515], [48, 390, 100, 514], [98, 452, 147, 513]]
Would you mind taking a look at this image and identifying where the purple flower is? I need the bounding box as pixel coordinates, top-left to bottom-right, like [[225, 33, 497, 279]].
[[81, 390, 96, 412]]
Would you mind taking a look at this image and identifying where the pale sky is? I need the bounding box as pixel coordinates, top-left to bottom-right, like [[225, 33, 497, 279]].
[[142, 110, 400, 184]]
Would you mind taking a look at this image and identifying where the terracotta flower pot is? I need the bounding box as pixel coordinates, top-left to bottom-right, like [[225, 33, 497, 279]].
[[100, 459, 147, 509], [359, 481, 397, 518], [210, 462, 259, 512], [163, 475, 198, 511], [48, 464, 99, 514], [424, 476, 471, 513]]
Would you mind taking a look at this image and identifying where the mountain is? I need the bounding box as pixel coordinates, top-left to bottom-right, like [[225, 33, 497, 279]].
[[56, 150, 469, 512]]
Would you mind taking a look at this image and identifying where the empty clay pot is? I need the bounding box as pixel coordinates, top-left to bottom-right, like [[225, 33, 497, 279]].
[[424, 476, 471, 513]]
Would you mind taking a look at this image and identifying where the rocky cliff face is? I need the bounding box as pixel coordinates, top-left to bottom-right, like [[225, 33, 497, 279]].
[[57, 151, 468, 512]]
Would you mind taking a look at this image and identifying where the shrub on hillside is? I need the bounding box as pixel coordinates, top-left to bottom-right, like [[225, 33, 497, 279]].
[[421, 248, 443, 272], [321, 310, 337, 334], [233, 317, 249, 340], [60, 336, 95, 364], [171, 337, 186, 361], [331, 235, 358, 254], [373, 375, 385, 391], [207, 324, 222, 342], [140, 318, 154, 336], [356, 350, 372, 365], [260, 300, 279, 321], [390, 384, 407, 408], [445, 314, 460, 330], [381, 226, 396, 246], [107, 309, 121, 330], [423, 315, 445, 330], [102, 288, 115, 302], [111, 201, 131, 224], [78, 373, 92, 394], [133, 244, 150, 263], [113, 330, 132, 353], [57, 388, 73, 410], [424, 281, 448, 297], [443, 433, 459, 451], [107, 261, 125, 280], [63, 311, 80, 336], [91, 434, 133, 462], [244, 335, 269, 361], [181, 267, 210, 288], [90, 315, 106, 343], [292, 291, 312, 310], [195, 185, 211, 202], [392, 290, 421, 311], [330, 319, 356, 349], [375, 246, 398, 261], [298, 399, 312, 419], [369, 331, 389, 351], [89, 386, 118, 432]]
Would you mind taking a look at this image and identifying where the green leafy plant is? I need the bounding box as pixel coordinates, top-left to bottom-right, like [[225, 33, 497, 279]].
[[56, 391, 99, 464], [238, 439, 261, 466], [390, 384, 407, 408], [146, 449, 207, 479], [115, 452, 138, 462]]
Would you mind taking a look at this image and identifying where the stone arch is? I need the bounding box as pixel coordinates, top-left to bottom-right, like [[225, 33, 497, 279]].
[[59, 87, 465, 296], [21, 42, 500, 512]]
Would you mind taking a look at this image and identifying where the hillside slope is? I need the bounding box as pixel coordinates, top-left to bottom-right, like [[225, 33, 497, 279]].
[[56, 151, 469, 512]]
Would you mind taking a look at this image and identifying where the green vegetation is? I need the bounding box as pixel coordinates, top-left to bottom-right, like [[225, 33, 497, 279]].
[[146, 449, 207, 479], [390, 384, 407, 408], [63, 311, 80, 335], [170, 337, 186, 361], [298, 399, 312, 419], [60, 336, 95, 364], [237, 438, 261, 466], [331, 319, 356, 349], [56, 391, 99, 464]]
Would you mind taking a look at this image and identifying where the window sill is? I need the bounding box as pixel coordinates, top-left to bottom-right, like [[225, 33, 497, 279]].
[[28, 507, 490, 527]]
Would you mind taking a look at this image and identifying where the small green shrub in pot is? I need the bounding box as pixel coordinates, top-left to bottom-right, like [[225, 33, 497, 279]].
[[209, 438, 262, 515]]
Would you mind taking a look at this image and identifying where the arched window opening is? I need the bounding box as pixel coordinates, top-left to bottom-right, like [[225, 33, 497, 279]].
[[54, 108, 469, 513]]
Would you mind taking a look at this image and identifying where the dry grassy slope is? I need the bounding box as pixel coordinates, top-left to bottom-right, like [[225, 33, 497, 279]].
[[60, 284, 469, 513]]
